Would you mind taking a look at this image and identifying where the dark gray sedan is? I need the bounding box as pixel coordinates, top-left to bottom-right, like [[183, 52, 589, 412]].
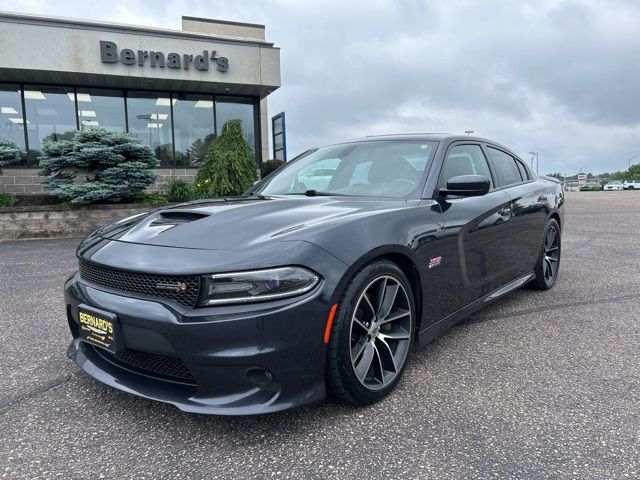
[[64, 134, 564, 414]]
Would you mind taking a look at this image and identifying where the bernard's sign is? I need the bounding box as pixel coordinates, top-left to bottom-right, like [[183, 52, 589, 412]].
[[99, 40, 229, 72]]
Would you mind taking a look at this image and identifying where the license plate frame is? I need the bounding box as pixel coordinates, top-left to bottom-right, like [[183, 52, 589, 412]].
[[78, 305, 122, 354]]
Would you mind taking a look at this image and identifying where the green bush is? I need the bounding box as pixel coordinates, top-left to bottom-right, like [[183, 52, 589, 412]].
[[261, 159, 285, 177], [130, 192, 168, 204], [0, 138, 20, 174], [0, 192, 17, 207], [195, 119, 257, 197], [39, 128, 158, 204], [165, 178, 195, 203]]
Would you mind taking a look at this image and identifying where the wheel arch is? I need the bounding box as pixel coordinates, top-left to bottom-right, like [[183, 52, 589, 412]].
[[330, 245, 425, 335]]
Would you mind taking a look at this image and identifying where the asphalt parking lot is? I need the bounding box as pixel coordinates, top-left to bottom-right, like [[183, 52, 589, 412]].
[[1, 191, 639, 479]]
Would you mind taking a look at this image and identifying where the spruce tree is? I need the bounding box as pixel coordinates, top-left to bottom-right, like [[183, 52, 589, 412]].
[[195, 119, 257, 197], [39, 128, 158, 204], [261, 159, 285, 177], [0, 138, 20, 173]]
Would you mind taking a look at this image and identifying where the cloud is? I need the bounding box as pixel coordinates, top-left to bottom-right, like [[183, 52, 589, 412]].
[[3, 0, 639, 173]]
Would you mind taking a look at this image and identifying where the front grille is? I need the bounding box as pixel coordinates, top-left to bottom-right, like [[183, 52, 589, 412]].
[[79, 259, 201, 308], [95, 346, 196, 384]]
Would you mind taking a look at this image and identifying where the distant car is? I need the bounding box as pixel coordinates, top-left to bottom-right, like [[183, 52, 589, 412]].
[[623, 180, 640, 190], [604, 181, 624, 191], [579, 182, 602, 191], [564, 182, 580, 192]]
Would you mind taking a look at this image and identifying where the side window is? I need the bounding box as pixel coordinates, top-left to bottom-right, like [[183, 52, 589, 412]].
[[487, 147, 522, 186], [515, 159, 530, 180], [440, 144, 493, 188]]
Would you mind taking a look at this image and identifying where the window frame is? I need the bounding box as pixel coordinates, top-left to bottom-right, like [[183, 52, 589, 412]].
[[167, 92, 216, 168], [515, 158, 530, 181], [0, 83, 27, 162], [22, 84, 78, 166], [435, 141, 497, 192], [75, 87, 127, 134], [481, 143, 534, 190], [125, 89, 175, 167]]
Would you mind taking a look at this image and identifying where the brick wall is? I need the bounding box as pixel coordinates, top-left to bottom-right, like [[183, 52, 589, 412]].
[[151, 168, 197, 192], [0, 168, 197, 195], [0, 169, 45, 194]]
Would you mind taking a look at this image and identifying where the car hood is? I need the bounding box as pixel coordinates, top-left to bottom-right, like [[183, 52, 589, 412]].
[[93, 196, 412, 251]]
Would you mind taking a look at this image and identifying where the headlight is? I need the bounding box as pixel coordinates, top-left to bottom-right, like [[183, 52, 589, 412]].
[[200, 267, 320, 306]]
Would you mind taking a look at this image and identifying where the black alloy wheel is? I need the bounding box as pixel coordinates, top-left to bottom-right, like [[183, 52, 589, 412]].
[[531, 218, 561, 290], [326, 261, 415, 405]]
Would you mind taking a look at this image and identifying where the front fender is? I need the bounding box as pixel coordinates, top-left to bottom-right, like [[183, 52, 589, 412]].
[[297, 201, 445, 329]]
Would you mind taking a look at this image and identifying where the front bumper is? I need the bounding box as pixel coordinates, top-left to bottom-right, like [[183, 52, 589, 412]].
[[64, 270, 337, 415]]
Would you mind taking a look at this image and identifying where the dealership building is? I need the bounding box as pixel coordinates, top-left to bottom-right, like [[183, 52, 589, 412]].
[[0, 12, 280, 194]]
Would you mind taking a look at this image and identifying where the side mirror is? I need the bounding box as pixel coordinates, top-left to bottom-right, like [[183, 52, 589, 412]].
[[440, 175, 490, 197]]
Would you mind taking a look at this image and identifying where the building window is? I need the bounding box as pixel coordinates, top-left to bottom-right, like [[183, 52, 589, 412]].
[[173, 93, 215, 167], [76, 88, 125, 133], [215, 96, 255, 159], [4, 84, 260, 169], [23, 85, 77, 166], [0, 84, 26, 165], [126, 91, 173, 167]]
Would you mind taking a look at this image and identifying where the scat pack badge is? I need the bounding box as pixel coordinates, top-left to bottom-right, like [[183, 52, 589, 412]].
[[156, 282, 189, 293], [428, 256, 442, 269]]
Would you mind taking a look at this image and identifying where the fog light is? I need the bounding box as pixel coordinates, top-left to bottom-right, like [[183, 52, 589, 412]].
[[245, 368, 274, 386]]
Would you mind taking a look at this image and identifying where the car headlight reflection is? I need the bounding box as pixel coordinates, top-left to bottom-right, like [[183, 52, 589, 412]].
[[201, 267, 320, 306]]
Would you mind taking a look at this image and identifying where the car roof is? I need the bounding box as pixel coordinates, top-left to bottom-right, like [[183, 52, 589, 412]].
[[331, 133, 509, 148], [343, 133, 486, 142], [324, 133, 519, 159]]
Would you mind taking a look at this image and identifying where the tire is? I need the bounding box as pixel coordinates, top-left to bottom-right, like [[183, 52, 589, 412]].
[[530, 218, 561, 290], [326, 261, 416, 406]]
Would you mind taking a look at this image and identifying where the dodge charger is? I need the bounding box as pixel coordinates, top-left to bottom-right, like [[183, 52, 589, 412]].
[[64, 134, 564, 415]]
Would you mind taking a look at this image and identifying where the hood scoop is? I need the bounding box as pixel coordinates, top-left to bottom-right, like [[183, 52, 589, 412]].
[[150, 210, 211, 226]]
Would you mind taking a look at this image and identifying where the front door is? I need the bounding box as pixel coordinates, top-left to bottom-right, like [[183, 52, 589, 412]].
[[436, 143, 513, 317]]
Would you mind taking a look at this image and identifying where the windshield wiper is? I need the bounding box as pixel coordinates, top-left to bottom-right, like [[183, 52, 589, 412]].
[[283, 190, 348, 197], [304, 189, 335, 197]]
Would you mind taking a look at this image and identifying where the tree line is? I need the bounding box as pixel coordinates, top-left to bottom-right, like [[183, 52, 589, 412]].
[[547, 163, 640, 181]]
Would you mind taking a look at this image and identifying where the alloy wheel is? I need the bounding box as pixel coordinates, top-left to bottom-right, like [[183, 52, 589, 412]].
[[349, 275, 412, 391], [543, 226, 560, 283]]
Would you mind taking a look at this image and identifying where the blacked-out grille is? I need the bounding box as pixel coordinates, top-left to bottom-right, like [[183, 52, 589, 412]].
[[95, 347, 196, 384], [79, 259, 201, 308]]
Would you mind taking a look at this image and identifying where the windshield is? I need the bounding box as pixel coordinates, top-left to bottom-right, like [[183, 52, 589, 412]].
[[257, 140, 438, 198]]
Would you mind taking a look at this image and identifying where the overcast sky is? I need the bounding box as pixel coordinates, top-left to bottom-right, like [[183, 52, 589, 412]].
[[3, 0, 639, 174]]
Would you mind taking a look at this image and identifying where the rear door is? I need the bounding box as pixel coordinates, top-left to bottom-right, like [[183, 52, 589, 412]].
[[484, 146, 548, 278], [436, 143, 513, 317]]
